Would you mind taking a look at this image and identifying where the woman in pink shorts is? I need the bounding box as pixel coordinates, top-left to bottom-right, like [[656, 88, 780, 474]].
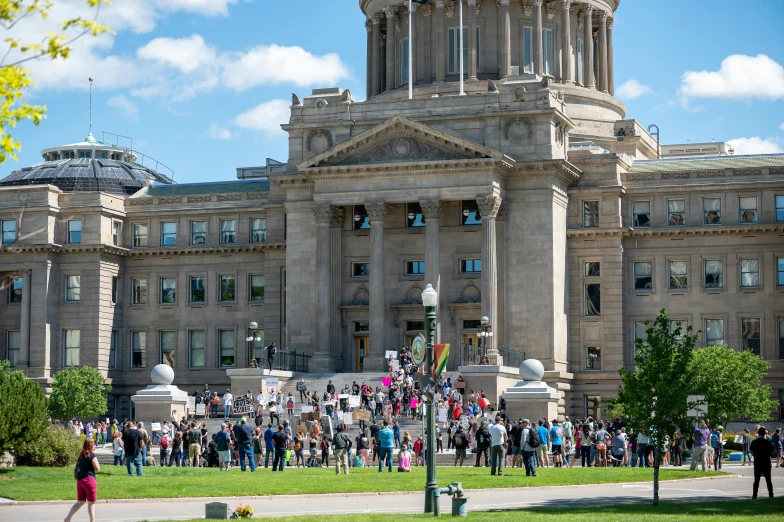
[[65, 438, 100, 522]]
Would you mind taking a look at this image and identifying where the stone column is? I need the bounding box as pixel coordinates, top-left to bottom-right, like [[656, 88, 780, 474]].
[[385, 7, 396, 91], [366, 203, 388, 369], [366, 19, 373, 98], [607, 16, 615, 95], [423, 4, 433, 84], [582, 4, 594, 88], [372, 14, 382, 95], [561, 0, 572, 83], [468, 0, 478, 80], [593, 30, 598, 87], [597, 10, 608, 92], [435, 0, 446, 83], [409, 3, 418, 86], [420, 200, 442, 342], [20, 269, 31, 367], [500, 0, 511, 79], [330, 209, 344, 363], [533, 0, 544, 76], [313, 205, 334, 368], [477, 195, 502, 365]]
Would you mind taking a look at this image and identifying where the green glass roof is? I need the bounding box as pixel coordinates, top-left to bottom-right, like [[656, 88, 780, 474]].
[[138, 179, 270, 197], [627, 154, 784, 173]]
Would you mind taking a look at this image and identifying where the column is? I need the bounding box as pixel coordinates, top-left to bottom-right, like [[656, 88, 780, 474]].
[[533, 0, 544, 76], [561, 0, 572, 83], [366, 203, 388, 369], [500, 0, 511, 79], [597, 10, 608, 92], [593, 30, 598, 87], [468, 0, 478, 80], [372, 14, 382, 95], [385, 7, 396, 91], [20, 269, 31, 368], [420, 201, 442, 342], [435, 0, 446, 83], [366, 19, 373, 98], [607, 16, 615, 95], [410, 3, 418, 86], [313, 205, 333, 364], [477, 195, 502, 365], [582, 4, 594, 88], [423, 4, 433, 84], [330, 209, 344, 362]]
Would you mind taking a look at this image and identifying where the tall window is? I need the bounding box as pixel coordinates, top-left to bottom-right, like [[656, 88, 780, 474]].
[[251, 335, 265, 365], [161, 222, 177, 246], [670, 320, 688, 341], [461, 200, 481, 225], [586, 346, 601, 370], [132, 278, 147, 305], [632, 201, 651, 227], [633, 261, 652, 290], [667, 199, 685, 226], [65, 275, 81, 302], [112, 276, 119, 304], [584, 262, 600, 277], [1, 219, 16, 244], [67, 220, 82, 244], [191, 221, 206, 245], [220, 275, 235, 302], [189, 330, 205, 368], [131, 331, 146, 369], [251, 218, 267, 243], [160, 331, 175, 366], [6, 331, 20, 367], [406, 261, 425, 276], [705, 319, 724, 347], [739, 196, 758, 224], [353, 205, 370, 230], [249, 275, 265, 301], [63, 329, 80, 367], [668, 261, 688, 290], [776, 195, 784, 222], [742, 318, 761, 356], [406, 203, 425, 228], [778, 257, 784, 287], [583, 201, 599, 228], [585, 283, 600, 316], [523, 27, 533, 73], [190, 276, 205, 303], [447, 26, 479, 75], [352, 263, 370, 277], [112, 222, 120, 246], [543, 29, 554, 76], [219, 329, 235, 368], [740, 258, 760, 288], [634, 321, 648, 354], [8, 277, 22, 303], [133, 224, 148, 247], [160, 277, 176, 304], [220, 220, 237, 244], [704, 260, 723, 289], [398, 37, 409, 85], [460, 259, 482, 274], [703, 198, 721, 225], [109, 330, 118, 369], [576, 39, 584, 84]]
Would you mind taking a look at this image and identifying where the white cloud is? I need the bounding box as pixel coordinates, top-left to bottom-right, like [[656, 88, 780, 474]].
[[137, 34, 216, 74], [679, 54, 784, 101], [207, 123, 233, 140], [162, 0, 245, 17], [780, 123, 784, 131], [616, 79, 653, 99], [233, 100, 289, 135], [107, 95, 139, 120], [727, 137, 783, 155]]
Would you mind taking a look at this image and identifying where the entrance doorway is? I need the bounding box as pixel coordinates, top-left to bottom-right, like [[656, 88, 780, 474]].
[[355, 336, 369, 372]]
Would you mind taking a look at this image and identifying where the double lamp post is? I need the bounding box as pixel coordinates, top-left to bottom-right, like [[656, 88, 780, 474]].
[[421, 283, 438, 514]]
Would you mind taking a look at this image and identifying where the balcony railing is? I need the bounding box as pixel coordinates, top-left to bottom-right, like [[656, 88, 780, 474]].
[[278, 349, 311, 373], [460, 343, 525, 367]]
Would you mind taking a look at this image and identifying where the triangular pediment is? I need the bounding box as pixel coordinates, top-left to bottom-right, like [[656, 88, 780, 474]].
[[298, 115, 504, 170]]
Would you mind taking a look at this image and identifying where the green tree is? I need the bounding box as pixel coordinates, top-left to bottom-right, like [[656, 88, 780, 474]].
[[610, 310, 700, 505], [48, 366, 111, 420], [690, 344, 777, 427], [0, 0, 111, 163], [0, 360, 48, 454]]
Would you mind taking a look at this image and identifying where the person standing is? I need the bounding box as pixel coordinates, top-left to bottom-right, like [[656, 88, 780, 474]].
[[689, 421, 711, 472], [750, 426, 774, 499], [256, 389, 266, 419], [187, 422, 202, 468], [286, 392, 296, 418], [216, 423, 232, 472], [267, 342, 277, 371], [772, 428, 783, 468], [474, 421, 491, 467], [159, 431, 171, 467], [121, 422, 143, 476], [378, 420, 394, 472], [332, 423, 352, 475], [489, 417, 507, 476], [550, 420, 564, 468], [298, 377, 308, 403], [263, 423, 275, 468], [64, 439, 100, 522], [112, 434, 124, 466], [536, 420, 550, 468], [222, 389, 233, 419], [521, 419, 538, 477], [232, 417, 256, 472], [271, 425, 288, 472]]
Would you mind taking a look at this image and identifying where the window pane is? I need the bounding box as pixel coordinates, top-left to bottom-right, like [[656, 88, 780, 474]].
[[68, 220, 82, 244], [191, 221, 207, 245], [132, 278, 147, 304], [704, 260, 723, 288], [162, 222, 177, 246], [109, 330, 117, 369], [633, 262, 652, 290], [66, 276, 81, 302], [132, 332, 146, 368], [161, 278, 176, 303], [250, 275, 265, 301], [739, 196, 757, 223], [583, 201, 599, 227], [585, 283, 600, 316], [779, 318, 784, 360], [251, 218, 267, 242], [399, 37, 409, 84], [776, 195, 784, 222], [6, 331, 20, 367], [668, 200, 685, 226], [160, 331, 175, 366], [64, 330, 80, 367], [523, 27, 533, 73], [586, 346, 601, 370], [461, 259, 481, 273], [544, 29, 553, 76], [189, 330, 205, 368], [406, 261, 425, 275], [633, 201, 650, 227], [220, 275, 235, 301], [133, 224, 148, 247], [584, 262, 600, 277], [741, 259, 760, 288], [2, 220, 16, 243], [190, 276, 205, 303], [778, 258, 784, 287], [8, 277, 22, 303], [220, 220, 236, 244], [669, 261, 688, 289], [634, 322, 647, 353], [742, 318, 761, 356], [705, 319, 724, 346], [220, 330, 235, 368]]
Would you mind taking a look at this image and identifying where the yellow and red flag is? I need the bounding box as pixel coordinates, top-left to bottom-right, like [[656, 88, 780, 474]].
[[432, 343, 450, 382]]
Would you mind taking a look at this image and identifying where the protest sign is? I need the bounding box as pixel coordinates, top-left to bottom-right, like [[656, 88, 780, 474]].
[[438, 408, 447, 423], [151, 422, 162, 432], [266, 378, 279, 396], [233, 393, 254, 414], [297, 425, 308, 435], [296, 381, 307, 392], [348, 395, 361, 408], [385, 351, 398, 360], [354, 409, 371, 421], [301, 405, 313, 414], [343, 412, 353, 425], [196, 404, 206, 417]]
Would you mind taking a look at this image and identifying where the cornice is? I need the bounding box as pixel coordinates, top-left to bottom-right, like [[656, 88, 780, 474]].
[[0, 242, 286, 257], [567, 228, 628, 240], [567, 223, 784, 240], [505, 159, 582, 185], [305, 158, 503, 177]]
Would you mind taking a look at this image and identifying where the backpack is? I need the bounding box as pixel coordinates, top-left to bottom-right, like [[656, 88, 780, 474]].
[[454, 433, 466, 447], [528, 428, 541, 448], [161, 436, 169, 449], [477, 430, 487, 447]]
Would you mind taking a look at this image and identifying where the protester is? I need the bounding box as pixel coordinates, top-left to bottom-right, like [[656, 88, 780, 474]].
[[332, 423, 352, 475], [112, 433, 124, 466], [233, 417, 256, 472], [222, 389, 233, 419], [750, 426, 774, 499], [521, 419, 538, 477], [453, 424, 468, 467], [121, 422, 143, 476], [474, 421, 490, 467], [271, 425, 288, 472], [550, 420, 564, 468], [489, 417, 507, 476], [536, 420, 550, 468], [378, 420, 394, 472], [216, 423, 232, 472], [772, 428, 783, 469], [64, 439, 100, 522], [187, 422, 202, 468], [689, 421, 711, 472]]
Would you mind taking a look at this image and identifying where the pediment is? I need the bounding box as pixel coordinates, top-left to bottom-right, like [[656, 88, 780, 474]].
[[298, 115, 504, 170]]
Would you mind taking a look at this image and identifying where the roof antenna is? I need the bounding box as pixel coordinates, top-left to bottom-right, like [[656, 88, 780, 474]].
[[89, 78, 94, 133]]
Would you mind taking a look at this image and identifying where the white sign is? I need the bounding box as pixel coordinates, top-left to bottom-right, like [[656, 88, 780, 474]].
[[301, 405, 313, 414], [266, 378, 279, 396], [343, 412, 353, 425], [186, 397, 196, 410], [687, 395, 708, 418], [150, 422, 162, 432], [461, 417, 469, 430], [196, 404, 206, 416], [385, 351, 398, 359], [348, 396, 361, 408], [338, 394, 349, 399], [233, 393, 254, 414], [390, 360, 400, 372]]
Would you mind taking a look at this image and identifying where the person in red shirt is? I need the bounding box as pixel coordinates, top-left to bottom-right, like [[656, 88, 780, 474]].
[[452, 403, 462, 420]]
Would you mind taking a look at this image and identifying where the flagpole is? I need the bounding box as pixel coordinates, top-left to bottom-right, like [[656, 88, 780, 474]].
[[408, 0, 413, 100], [459, 0, 465, 95]]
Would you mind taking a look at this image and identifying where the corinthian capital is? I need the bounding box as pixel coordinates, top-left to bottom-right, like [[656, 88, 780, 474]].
[[383, 6, 396, 18], [365, 202, 388, 222], [561, 0, 572, 9], [372, 12, 382, 24], [313, 204, 333, 225], [445, 0, 455, 18], [577, 8, 584, 27], [365, 19, 373, 32], [476, 195, 502, 218], [467, 0, 476, 6], [607, 16, 614, 29], [422, 4, 433, 16], [598, 9, 608, 22], [546, 1, 557, 19], [330, 207, 345, 229], [434, 0, 446, 8], [419, 200, 443, 220], [522, 0, 532, 15], [583, 3, 593, 16]]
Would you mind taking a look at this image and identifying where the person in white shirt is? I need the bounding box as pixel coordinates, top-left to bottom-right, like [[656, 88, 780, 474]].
[[222, 389, 233, 419], [256, 390, 266, 418], [489, 417, 508, 476]]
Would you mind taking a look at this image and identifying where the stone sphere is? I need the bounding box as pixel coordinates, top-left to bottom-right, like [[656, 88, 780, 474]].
[[519, 359, 545, 382], [151, 364, 175, 385]]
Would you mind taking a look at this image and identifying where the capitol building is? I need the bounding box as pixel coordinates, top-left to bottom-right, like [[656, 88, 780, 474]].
[[1, 0, 782, 421]]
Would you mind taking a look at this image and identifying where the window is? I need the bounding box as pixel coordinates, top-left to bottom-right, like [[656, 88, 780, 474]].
[[191, 221, 207, 245], [251, 335, 265, 365], [219, 329, 235, 368], [670, 320, 688, 342], [406, 321, 425, 331], [779, 318, 784, 360], [220, 219, 237, 244], [63, 330, 80, 367], [219, 275, 235, 302], [634, 321, 648, 353], [249, 275, 265, 301], [132, 224, 148, 247], [583, 201, 599, 228], [251, 218, 267, 243], [703, 198, 721, 225], [112, 276, 119, 304], [463, 320, 481, 329], [189, 330, 205, 368], [460, 259, 482, 274], [79, 151, 91, 158], [461, 200, 481, 225], [352, 263, 370, 278], [161, 222, 177, 246], [632, 201, 651, 227], [576, 39, 584, 84], [705, 319, 724, 347], [585, 283, 600, 316], [704, 260, 723, 289], [190, 276, 205, 303], [668, 261, 688, 290], [109, 330, 118, 369], [543, 29, 554, 76], [6, 331, 20, 367], [160, 331, 175, 367], [778, 258, 784, 287], [132, 278, 147, 305], [447, 26, 479, 75], [584, 262, 600, 277], [586, 346, 601, 371], [740, 258, 760, 288], [160, 277, 176, 304], [2, 220, 16, 244], [406, 203, 425, 228], [523, 27, 533, 73], [405, 261, 425, 276], [776, 195, 784, 222], [67, 220, 82, 244], [742, 318, 761, 356], [398, 37, 409, 85], [667, 199, 685, 226], [7, 277, 22, 303], [633, 261, 652, 290], [112, 222, 120, 246], [131, 331, 146, 369], [354, 321, 369, 332], [353, 205, 370, 230], [739, 196, 758, 224], [65, 275, 81, 302]]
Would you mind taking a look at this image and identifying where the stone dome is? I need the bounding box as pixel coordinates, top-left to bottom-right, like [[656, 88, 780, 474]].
[[519, 359, 545, 382], [151, 364, 175, 385]]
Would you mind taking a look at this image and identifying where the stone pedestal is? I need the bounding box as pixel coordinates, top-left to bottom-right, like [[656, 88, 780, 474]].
[[131, 365, 188, 423], [225, 368, 294, 404], [458, 365, 521, 411], [501, 359, 560, 422]]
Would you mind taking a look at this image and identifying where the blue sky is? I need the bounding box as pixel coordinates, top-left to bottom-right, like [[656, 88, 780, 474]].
[[6, 0, 784, 183]]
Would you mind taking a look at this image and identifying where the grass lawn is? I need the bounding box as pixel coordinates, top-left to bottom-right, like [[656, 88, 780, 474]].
[[0, 465, 724, 501]]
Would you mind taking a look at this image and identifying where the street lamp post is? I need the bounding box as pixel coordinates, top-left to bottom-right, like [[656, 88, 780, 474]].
[[478, 315, 493, 365], [421, 283, 438, 514], [245, 321, 263, 366]]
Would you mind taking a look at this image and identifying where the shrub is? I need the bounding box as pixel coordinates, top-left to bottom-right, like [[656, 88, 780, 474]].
[[15, 426, 82, 467], [0, 361, 48, 455]]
